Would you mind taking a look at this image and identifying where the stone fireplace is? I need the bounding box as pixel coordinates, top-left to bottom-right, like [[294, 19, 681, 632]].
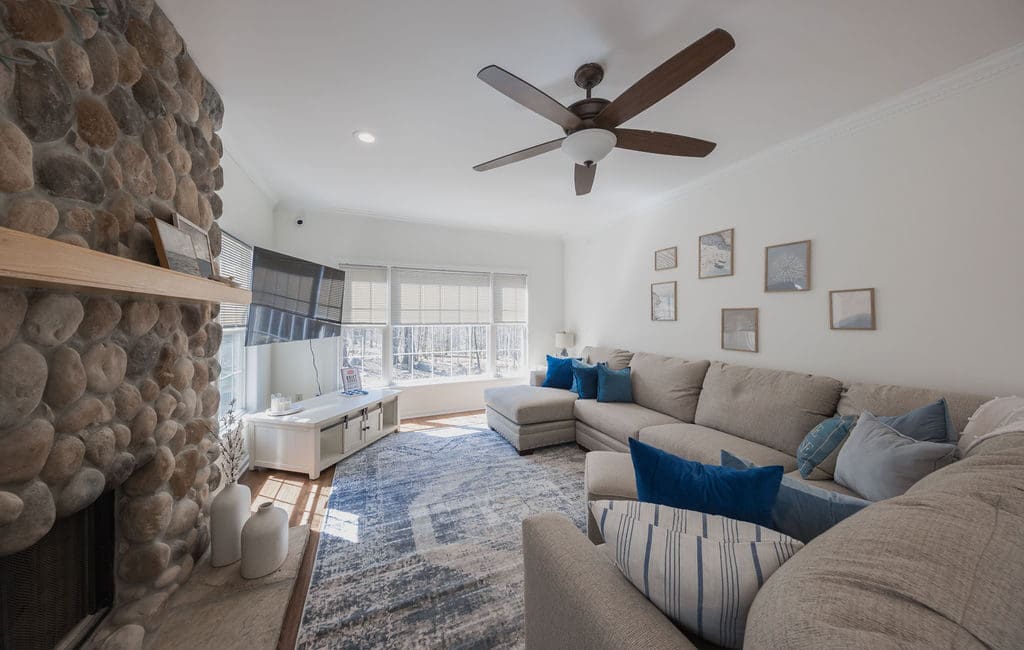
[[0, 1, 228, 647]]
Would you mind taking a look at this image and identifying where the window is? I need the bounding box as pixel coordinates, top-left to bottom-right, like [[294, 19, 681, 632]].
[[217, 328, 246, 419], [216, 231, 253, 418], [337, 265, 528, 386], [340, 265, 387, 387], [493, 273, 528, 377]]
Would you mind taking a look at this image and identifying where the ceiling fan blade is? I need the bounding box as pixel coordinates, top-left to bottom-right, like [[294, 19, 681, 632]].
[[575, 163, 596, 196], [473, 138, 564, 172], [478, 65, 582, 131], [614, 129, 716, 157], [595, 28, 735, 128]]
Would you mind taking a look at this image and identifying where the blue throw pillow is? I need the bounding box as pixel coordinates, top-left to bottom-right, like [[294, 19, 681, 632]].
[[629, 438, 783, 528], [878, 398, 956, 444], [541, 355, 574, 390], [570, 359, 600, 399], [795, 399, 956, 480], [597, 365, 632, 402], [721, 451, 871, 543], [796, 415, 858, 479]]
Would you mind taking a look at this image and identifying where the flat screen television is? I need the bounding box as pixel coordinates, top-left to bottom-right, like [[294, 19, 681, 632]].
[[244, 247, 345, 347]]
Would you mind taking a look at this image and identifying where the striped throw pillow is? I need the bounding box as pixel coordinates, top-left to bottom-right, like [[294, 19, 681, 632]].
[[591, 500, 803, 649]]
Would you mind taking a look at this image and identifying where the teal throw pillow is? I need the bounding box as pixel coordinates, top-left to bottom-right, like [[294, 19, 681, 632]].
[[596, 365, 632, 402], [570, 359, 600, 399]]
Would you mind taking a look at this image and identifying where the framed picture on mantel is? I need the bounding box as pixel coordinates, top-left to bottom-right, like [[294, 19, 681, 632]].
[[149, 218, 202, 277]]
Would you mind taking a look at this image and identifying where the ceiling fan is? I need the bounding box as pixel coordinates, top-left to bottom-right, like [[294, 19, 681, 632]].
[[473, 28, 735, 195]]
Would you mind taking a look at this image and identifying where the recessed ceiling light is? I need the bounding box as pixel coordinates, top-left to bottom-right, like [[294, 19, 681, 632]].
[[353, 130, 376, 144]]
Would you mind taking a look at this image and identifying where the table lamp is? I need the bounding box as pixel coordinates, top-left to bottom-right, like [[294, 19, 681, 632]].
[[555, 331, 575, 357]]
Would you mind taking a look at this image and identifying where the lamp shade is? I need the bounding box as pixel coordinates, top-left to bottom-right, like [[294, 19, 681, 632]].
[[555, 331, 575, 349], [560, 129, 616, 165]]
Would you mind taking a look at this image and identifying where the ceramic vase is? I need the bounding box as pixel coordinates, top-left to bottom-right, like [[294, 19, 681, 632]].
[[241, 501, 289, 579], [210, 481, 251, 567]]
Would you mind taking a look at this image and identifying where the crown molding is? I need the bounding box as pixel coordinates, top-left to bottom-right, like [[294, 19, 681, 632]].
[[606, 41, 1024, 231]]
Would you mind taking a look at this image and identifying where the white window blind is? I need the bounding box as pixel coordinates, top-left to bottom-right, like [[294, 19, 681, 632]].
[[341, 265, 388, 325], [391, 267, 491, 324], [217, 231, 253, 328], [493, 273, 528, 323]]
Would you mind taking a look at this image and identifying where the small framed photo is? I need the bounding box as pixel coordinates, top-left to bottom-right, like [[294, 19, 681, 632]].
[[173, 214, 214, 278], [699, 228, 734, 279], [654, 246, 678, 271], [722, 307, 759, 352], [341, 366, 363, 392], [651, 281, 677, 321], [149, 218, 202, 277], [765, 240, 811, 292], [830, 288, 876, 330]]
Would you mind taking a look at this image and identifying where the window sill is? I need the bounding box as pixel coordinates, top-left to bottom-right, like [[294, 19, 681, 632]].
[[390, 374, 528, 389]]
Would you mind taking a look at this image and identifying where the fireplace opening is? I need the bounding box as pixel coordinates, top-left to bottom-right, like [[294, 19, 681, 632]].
[[0, 490, 115, 650]]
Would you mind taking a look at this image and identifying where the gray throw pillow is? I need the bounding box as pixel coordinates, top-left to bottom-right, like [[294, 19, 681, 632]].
[[834, 411, 957, 501]]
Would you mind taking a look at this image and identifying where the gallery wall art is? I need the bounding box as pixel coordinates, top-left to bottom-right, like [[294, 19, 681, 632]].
[[765, 240, 811, 292], [722, 307, 759, 352], [830, 288, 876, 330], [699, 228, 734, 278], [651, 281, 677, 321], [655, 246, 678, 271]]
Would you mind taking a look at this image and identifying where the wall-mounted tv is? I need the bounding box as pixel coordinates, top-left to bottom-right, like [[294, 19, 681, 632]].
[[244, 247, 345, 347]]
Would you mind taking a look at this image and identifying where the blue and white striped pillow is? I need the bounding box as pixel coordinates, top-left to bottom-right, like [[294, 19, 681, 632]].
[[591, 500, 803, 649]]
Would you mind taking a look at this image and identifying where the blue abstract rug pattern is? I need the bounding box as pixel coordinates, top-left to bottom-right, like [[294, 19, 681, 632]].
[[297, 425, 586, 649]]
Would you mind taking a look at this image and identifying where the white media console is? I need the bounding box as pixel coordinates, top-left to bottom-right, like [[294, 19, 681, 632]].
[[244, 389, 401, 479]]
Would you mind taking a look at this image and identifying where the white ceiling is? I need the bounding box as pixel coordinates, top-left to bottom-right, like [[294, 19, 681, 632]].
[[161, 0, 1024, 236]]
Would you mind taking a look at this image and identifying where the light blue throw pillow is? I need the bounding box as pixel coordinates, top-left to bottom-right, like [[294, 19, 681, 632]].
[[878, 398, 956, 443], [833, 412, 958, 501], [721, 451, 872, 543], [596, 365, 633, 402]]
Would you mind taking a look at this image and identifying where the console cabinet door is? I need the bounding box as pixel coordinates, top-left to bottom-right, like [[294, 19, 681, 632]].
[[343, 417, 363, 453], [365, 406, 384, 442]]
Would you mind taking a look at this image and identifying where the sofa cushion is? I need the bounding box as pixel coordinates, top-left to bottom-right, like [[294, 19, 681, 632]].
[[782, 470, 861, 499], [573, 400, 678, 445], [745, 432, 1024, 649], [581, 345, 633, 370], [639, 422, 798, 472], [694, 361, 843, 456], [483, 385, 576, 425], [584, 451, 638, 501], [836, 381, 989, 435], [628, 353, 710, 423]]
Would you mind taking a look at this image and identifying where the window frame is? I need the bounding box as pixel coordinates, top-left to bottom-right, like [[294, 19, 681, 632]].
[[337, 266, 528, 388], [217, 327, 247, 421]]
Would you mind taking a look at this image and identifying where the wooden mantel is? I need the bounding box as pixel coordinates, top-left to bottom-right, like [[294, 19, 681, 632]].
[[0, 226, 252, 304]]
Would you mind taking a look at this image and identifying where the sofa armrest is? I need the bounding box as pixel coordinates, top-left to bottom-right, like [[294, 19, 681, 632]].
[[529, 369, 546, 387], [522, 513, 694, 650]]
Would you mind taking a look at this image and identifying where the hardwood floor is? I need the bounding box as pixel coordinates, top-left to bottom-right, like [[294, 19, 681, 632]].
[[239, 409, 488, 650]]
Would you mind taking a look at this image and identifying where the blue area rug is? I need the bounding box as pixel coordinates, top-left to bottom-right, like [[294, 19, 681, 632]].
[[297, 424, 586, 649]]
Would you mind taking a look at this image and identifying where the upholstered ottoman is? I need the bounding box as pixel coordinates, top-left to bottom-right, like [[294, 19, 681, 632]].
[[583, 451, 637, 543], [484, 384, 578, 454]]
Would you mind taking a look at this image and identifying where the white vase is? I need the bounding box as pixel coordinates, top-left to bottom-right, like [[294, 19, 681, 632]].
[[210, 481, 251, 567], [241, 502, 289, 579]]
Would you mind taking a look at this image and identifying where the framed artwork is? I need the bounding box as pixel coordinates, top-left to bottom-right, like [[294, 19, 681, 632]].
[[699, 228, 733, 279], [765, 240, 811, 292], [173, 214, 214, 278], [654, 246, 678, 271], [830, 288, 876, 330], [149, 218, 202, 277], [341, 366, 363, 392], [651, 281, 677, 321], [722, 307, 759, 352]]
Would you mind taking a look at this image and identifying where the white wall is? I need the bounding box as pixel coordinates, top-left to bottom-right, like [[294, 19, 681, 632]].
[[267, 208, 564, 415], [218, 151, 277, 411], [564, 52, 1024, 398]]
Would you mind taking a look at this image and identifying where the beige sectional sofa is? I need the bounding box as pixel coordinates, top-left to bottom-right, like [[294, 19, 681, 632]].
[[483, 346, 1024, 647]]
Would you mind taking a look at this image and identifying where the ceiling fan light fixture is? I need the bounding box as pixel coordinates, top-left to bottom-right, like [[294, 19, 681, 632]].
[[560, 128, 616, 166], [353, 130, 376, 144]]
